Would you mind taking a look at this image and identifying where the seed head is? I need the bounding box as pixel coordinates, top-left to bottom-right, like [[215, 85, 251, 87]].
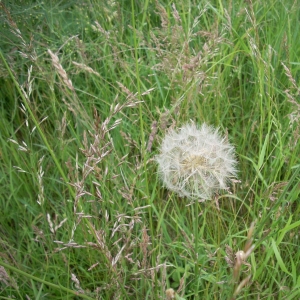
[[156, 123, 237, 200]]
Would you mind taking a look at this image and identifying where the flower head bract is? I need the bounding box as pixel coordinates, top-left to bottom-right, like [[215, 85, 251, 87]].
[[156, 122, 237, 200]]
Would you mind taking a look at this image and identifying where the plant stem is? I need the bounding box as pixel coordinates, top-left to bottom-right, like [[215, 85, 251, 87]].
[[194, 200, 200, 296]]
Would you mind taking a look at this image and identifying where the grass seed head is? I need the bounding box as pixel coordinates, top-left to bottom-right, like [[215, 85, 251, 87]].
[[156, 122, 237, 200], [166, 288, 175, 299]]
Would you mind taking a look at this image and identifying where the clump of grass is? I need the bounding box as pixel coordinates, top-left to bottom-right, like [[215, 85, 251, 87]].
[[0, 0, 300, 299]]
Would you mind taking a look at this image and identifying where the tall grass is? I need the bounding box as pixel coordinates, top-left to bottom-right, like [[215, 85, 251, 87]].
[[0, 0, 299, 299]]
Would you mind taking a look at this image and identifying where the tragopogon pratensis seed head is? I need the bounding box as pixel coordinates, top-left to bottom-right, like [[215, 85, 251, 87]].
[[156, 123, 237, 200]]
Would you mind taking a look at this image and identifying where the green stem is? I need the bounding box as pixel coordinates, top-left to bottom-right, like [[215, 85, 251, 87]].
[[130, 2, 156, 296], [194, 200, 199, 296]]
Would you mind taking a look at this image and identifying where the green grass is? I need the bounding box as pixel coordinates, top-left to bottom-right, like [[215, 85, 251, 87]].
[[0, 0, 299, 299]]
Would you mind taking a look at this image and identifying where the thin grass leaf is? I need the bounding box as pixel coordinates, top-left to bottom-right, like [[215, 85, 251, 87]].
[[271, 238, 292, 277]]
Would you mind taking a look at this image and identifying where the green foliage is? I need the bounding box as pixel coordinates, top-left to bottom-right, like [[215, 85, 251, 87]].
[[0, 0, 299, 299]]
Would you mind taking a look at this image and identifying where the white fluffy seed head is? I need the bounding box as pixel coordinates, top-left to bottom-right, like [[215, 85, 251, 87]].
[[156, 123, 237, 200]]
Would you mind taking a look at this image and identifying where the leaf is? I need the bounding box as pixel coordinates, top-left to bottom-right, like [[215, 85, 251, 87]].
[[258, 132, 269, 170], [271, 238, 292, 276]]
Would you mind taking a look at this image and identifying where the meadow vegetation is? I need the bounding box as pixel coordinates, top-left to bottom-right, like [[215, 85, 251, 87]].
[[0, 0, 299, 299]]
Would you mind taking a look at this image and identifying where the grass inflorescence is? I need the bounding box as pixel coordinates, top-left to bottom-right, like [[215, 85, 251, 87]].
[[0, 0, 299, 299]]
